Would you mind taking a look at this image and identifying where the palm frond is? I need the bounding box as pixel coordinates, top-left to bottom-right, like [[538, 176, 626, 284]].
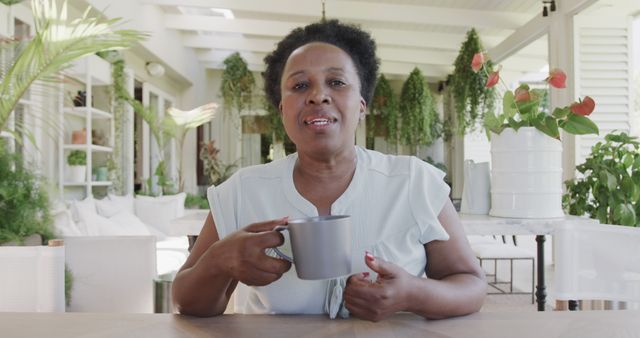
[[0, 0, 147, 133]]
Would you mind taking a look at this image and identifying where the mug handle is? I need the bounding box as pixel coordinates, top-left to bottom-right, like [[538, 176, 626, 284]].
[[271, 225, 293, 262]]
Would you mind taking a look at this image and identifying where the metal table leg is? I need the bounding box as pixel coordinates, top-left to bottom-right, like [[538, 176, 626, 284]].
[[535, 235, 546, 311]]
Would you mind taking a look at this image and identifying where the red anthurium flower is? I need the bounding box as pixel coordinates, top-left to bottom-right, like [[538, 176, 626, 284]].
[[570, 96, 596, 116], [485, 70, 499, 88], [546, 69, 567, 88], [471, 52, 485, 72], [514, 87, 531, 102]]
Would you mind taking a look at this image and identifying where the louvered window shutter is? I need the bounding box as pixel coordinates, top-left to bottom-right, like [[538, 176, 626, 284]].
[[574, 14, 633, 167]]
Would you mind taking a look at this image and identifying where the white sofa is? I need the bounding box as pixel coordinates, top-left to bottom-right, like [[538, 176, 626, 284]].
[[52, 193, 192, 313]]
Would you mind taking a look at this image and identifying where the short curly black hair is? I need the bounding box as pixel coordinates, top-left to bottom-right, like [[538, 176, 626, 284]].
[[263, 19, 379, 109]]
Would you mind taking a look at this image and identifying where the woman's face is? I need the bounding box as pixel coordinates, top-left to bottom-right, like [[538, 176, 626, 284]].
[[279, 42, 366, 157]]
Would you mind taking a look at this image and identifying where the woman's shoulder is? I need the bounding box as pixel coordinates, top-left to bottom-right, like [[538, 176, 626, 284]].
[[231, 153, 295, 180], [358, 147, 433, 177]]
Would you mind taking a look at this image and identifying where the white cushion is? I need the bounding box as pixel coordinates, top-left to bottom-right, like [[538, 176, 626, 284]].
[[95, 198, 124, 218], [70, 196, 96, 224], [52, 208, 83, 236], [108, 210, 152, 236], [73, 206, 101, 236], [134, 193, 186, 235], [107, 194, 135, 214]]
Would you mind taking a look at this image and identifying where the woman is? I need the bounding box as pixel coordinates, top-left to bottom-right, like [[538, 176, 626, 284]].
[[172, 19, 486, 321]]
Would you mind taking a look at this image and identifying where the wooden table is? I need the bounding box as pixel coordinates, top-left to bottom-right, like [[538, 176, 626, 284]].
[[459, 213, 598, 311], [2, 311, 638, 338]]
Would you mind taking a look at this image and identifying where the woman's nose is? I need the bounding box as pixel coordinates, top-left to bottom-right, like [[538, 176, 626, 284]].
[[306, 86, 331, 105]]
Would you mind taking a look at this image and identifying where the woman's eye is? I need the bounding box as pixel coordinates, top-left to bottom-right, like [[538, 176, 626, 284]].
[[293, 82, 308, 90], [329, 79, 346, 87]]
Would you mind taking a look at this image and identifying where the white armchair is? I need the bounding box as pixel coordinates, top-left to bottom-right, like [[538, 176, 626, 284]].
[[64, 236, 156, 313]]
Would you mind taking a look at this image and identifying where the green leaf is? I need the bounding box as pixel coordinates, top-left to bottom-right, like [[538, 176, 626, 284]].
[[614, 204, 636, 226], [484, 110, 502, 132], [600, 171, 618, 191], [516, 99, 539, 116], [623, 153, 634, 169], [502, 91, 517, 119], [596, 207, 609, 224], [561, 113, 599, 135], [552, 107, 570, 119]]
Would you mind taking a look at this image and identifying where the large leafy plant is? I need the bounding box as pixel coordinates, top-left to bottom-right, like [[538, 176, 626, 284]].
[[563, 132, 640, 227], [221, 52, 254, 117], [368, 74, 399, 144], [475, 53, 599, 139], [0, 0, 144, 138], [399, 68, 440, 153], [450, 28, 495, 135], [0, 140, 55, 244]]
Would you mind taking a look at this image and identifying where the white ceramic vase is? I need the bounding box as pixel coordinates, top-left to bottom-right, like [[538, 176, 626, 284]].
[[68, 165, 86, 183], [489, 127, 564, 218]]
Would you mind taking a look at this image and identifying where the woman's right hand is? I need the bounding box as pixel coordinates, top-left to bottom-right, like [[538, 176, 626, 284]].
[[208, 217, 292, 286]]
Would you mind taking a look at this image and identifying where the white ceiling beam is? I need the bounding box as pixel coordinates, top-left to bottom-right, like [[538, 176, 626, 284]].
[[196, 50, 267, 65], [164, 14, 297, 36], [167, 15, 555, 54], [182, 34, 278, 53], [145, 0, 530, 29], [488, 0, 599, 63], [180, 28, 513, 52]]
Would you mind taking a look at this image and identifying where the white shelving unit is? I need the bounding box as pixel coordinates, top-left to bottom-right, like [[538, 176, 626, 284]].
[[59, 54, 115, 199]]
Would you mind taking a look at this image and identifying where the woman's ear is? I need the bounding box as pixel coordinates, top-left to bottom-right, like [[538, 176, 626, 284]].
[[278, 102, 284, 116], [360, 98, 367, 120]]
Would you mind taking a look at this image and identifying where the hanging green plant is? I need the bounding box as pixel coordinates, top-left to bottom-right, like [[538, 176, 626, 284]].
[[221, 53, 255, 116], [369, 74, 399, 143], [106, 55, 126, 195], [399, 68, 440, 154], [0, 0, 26, 5], [450, 28, 495, 135], [262, 98, 289, 144]]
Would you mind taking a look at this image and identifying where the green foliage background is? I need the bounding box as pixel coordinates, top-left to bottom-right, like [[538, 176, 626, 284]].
[[399, 68, 440, 151], [0, 141, 55, 244], [563, 132, 640, 226]]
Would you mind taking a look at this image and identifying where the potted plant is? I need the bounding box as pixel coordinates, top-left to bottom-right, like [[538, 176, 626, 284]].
[[399, 68, 441, 155], [474, 52, 599, 218], [450, 28, 496, 135], [199, 140, 238, 186], [564, 132, 639, 226], [67, 150, 87, 183]]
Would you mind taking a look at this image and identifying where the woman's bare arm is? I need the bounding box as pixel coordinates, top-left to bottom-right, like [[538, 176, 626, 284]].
[[344, 199, 485, 321], [172, 212, 291, 317]]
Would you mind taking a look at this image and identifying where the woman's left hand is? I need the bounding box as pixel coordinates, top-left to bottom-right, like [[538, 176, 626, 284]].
[[343, 253, 413, 322]]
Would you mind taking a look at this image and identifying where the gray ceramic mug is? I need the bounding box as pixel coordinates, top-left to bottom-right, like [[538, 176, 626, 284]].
[[273, 215, 352, 280]]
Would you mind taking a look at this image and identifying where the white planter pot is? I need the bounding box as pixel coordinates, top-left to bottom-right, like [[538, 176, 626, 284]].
[[68, 165, 86, 183], [489, 127, 564, 218]]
